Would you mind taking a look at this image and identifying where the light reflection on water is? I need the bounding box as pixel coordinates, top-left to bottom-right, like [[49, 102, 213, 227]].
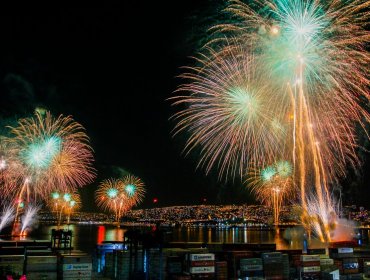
[[171, 226, 276, 244], [25, 224, 367, 253], [169, 226, 306, 250], [28, 224, 127, 254]]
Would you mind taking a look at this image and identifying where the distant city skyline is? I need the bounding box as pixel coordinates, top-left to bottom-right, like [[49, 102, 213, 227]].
[[39, 203, 370, 226]]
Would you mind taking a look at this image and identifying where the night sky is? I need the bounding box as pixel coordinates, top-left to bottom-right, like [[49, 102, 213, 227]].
[[0, 4, 368, 211]]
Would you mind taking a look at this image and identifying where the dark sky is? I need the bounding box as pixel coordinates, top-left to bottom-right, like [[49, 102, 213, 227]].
[[0, 4, 368, 211]]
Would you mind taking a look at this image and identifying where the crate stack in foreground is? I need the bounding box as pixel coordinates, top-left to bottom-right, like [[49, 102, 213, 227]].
[[58, 252, 92, 280], [186, 253, 215, 279], [300, 254, 321, 280], [262, 251, 285, 279], [0, 255, 24, 278], [25, 249, 57, 280]]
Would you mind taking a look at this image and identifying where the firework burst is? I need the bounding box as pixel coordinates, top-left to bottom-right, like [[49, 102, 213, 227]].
[[5, 111, 95, 201], [248, 160, 295, 225], [95, 176, 145, 224], [171, 46, 290, 178], [172, 0, 369, 240], [20, 204, 41, 236], [209, 0, 370, 180], [49, 191, 81, 226], [95, 178, 130, 224], [0, 137, 26, 199], [121, 175, 145, 206], [0, 205, 15, 233]]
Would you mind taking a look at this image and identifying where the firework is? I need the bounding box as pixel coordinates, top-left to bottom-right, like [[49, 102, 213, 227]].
[[212, 0, 370, 182], [95, 176, 145, 224], [121, 175, 145, 206], [172, 0, 369, 241], [248, 160, 295, 225], [0, 137, 25, 199], [0, 205, 15, 233], [20, 205, 41, 236], [5, 111, 95, 201], [95, 178, 130, 224], [171, 46, 290, 178], [49, 191, 81, 226], [64, 192, 81, 224], [173, 0, 370, 179]]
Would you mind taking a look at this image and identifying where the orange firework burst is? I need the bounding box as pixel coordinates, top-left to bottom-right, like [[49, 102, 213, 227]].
[[171, 45, 290, 179], [211, 0, 370, 183], [48, 191, 81, 226], [4, 111, 95, 201], [172, 0, 369, 241], [121, 174, 145, 206], [95, 176, 145, 224], [248, 160, 295, 225], [0, 137, 25, 199]]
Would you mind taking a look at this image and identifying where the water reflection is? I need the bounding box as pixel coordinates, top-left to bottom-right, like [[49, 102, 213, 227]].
[[104, 226, 125, 243], [28, 224, 126, 253], [24, 224, 366, 252], [97, 225, 105, 244], [169, 227, 277, 245]]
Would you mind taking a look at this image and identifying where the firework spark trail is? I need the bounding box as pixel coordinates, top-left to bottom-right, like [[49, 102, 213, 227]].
[[0, 138, 26, 200], [305, 194, 338, 242], [63, 192, 81, 225], [248, 160, 294, 225], [49, 191, 81, 226], [20, 205, 41, 236], [0, 205, 15, 233], [172, 0, 370, 241]]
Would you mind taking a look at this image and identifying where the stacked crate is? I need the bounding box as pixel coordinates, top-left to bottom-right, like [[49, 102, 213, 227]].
[[26, 255, 57, 280], [161, 248, 193, 280], [103, 251, 116, 278], [334, 259, 343, 274], [215, 261, 227, 280], [329, 248, 354, 259], [290, 253, 301, 277], [321, 268, 340, 280], [171, 275, 191, 280], [299, 254, 321, 280], [342, 258, 359, 275], [95, 242, 124, 273], [320, 256, 339, 279], [239, 258, 263, 278], [345, 274, 363, 279], [282, 253, 289, 279], [116, 249, 143, 280], [357, 257, 370, 275], [308, 248, 327, 256], [186, 253, 215, 279], [329, 247, 360, 277], [320, 257, 335, 270], [278, 249, 302, 278], [225, 250, 253, 277], [148, 248, 167, 280], [167, 256, 183, 275], [262, 252, 284, 279], [0, 255, 24, 278], [363, 261, 370, 277], [59, 253, 92, 280], [292, 254, 301, 267]]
